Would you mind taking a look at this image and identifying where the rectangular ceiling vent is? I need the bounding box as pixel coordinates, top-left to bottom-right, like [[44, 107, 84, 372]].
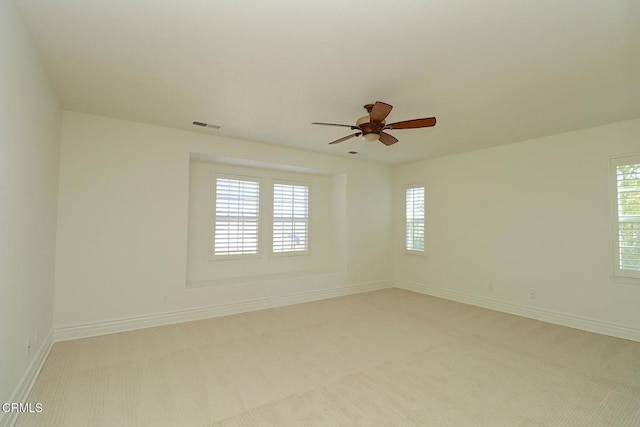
[[192, 121, 221, 129]]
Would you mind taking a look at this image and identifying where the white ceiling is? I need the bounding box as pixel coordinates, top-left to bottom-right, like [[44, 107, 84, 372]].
[[16, 0, 640, 164]]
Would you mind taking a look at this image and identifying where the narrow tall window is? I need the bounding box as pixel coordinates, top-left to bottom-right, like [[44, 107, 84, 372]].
[[273, 183, 309, 253], [213, 177, 260, 256], [612, 156, 640, 278], [406, 186, 425, 252]]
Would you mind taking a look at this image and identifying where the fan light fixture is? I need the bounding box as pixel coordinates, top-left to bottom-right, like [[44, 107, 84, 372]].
[[356, 115, 381, 142], [356, 116, 369, 126]]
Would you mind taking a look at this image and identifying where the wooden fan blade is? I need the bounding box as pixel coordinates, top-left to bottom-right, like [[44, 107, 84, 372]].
[[369, 101, 393, 123], [386, 117, 436, 130], [312, 122, 357, 129], [329, 132, 361, 145], [379, 131, 398, 146]]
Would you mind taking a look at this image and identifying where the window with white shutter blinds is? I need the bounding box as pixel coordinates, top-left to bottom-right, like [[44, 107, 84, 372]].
[[405, 186, 425, 252], [273, 183, 309, 253], [613, 157, 640, 277], [213, 177, 260, 256]]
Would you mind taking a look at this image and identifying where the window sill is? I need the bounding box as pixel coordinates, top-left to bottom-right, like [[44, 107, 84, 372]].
[[210, 253, 262, 262], [404, 250, 427, 257], [186, 269, 343, 289], [611, 276, 640, 285], [271, 250, 311, 258]]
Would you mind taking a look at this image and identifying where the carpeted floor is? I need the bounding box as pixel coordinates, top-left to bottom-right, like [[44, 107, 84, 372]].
[[16, 288, 640, 426]]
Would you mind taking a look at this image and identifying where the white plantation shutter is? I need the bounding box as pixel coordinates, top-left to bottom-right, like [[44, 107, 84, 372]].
[[613, 157, 640, 277], [273, 183, 309, 253], [406, 186, 425, 252], [214, 177, 260, 256]]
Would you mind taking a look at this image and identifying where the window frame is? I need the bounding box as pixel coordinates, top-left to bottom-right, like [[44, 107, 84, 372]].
[[405, 184, 426, 255], [211, 173, 262, 260], [271, 179, 311, 256], [611, 155, 640, 279]]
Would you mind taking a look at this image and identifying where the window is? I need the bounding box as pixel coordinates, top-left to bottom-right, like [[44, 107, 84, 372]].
[[405, 185, 425, 252], [213, 176, 260, 256], [273, 183, 310, 253], [612, 156, 640, 278]]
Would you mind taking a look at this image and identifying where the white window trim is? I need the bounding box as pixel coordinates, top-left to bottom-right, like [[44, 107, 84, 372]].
[[271, 179, 311, 257], [610, 155, 640, 280], [211, 173, 262, 261], [405, 183, 427, 256]]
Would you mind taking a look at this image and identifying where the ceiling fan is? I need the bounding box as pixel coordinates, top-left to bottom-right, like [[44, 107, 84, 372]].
[[312, 101, 436, 146]]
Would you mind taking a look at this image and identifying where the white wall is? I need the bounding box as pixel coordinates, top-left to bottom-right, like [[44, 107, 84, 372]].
[[393, 119, 640, 337], [54, 112, 393, 332], [0, 0, 61, 409]]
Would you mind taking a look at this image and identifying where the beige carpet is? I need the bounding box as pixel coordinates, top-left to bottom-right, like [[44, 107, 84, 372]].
[[16, 289, 640, 426]]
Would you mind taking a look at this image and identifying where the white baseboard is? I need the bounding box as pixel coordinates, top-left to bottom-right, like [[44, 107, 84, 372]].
[[0, 329, 53, 427], [395, 280, 640, 342], [54, 280, 392, 342]]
